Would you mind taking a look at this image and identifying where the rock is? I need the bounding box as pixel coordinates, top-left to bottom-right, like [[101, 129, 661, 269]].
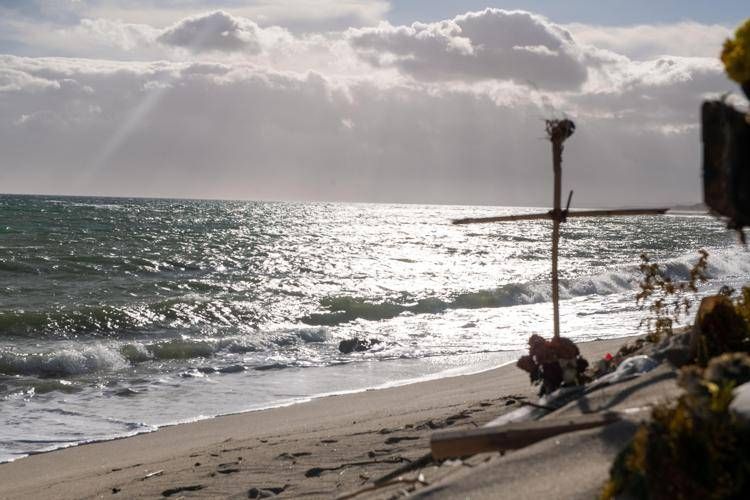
[[704, 352, 750, 386], [730, 382, 750, 424], [338, 338, 382, 354], [614, 355, 658, 376], [653, 331, 694, 367], [691, 295, 749, 362], [114, 388, 139, 397], [338, 338, 364, 354], [595, 355, 659, 386]]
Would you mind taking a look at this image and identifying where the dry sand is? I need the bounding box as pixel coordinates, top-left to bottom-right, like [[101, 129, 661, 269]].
[[0, 336, 668, 499]]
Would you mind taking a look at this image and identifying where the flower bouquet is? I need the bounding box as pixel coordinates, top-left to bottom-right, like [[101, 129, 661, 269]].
[[516, 334, 589, 396]]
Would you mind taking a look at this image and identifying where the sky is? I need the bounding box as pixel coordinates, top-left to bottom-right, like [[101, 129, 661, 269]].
[[0, 1, 748, 206]]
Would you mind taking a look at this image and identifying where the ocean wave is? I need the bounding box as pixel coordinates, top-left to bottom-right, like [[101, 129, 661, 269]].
[[0, 260, 41, 274], [0, 306, 137, 337], [301, 248, 750, 326], [0, 345, 128, 377], [0, 252, 209, 278], [0, 297, 261, 338], [0, 379, 81, 399], [0, 327, 329, 378], [299, 282, 574, 326], [299, 274, 641, 326], [0, 341, 227, 377]]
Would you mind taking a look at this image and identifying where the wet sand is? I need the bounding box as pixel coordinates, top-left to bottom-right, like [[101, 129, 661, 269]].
[[0, 336, 646, 499]]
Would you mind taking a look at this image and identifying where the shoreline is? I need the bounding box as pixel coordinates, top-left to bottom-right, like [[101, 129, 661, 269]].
[[0, 335, 636, 499], [0, 350, 522, 465]]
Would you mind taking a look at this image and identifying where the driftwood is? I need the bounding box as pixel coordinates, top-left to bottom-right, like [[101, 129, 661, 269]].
[[430, 412, 620, 460]]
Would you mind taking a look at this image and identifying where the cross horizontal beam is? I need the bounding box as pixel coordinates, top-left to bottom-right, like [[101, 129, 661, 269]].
[[452, 208, 669, 225]]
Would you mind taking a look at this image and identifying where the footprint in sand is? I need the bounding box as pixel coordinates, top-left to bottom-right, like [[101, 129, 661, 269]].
[[276, 451, 312, 460], [216, 468, 240, 474], [161, 484, 204, 497], [384, 435, 420, 444], [415, 419, 444, 430], [367, 449, 392, 458], [248, 485, 287, 498], [216, 461, 241, 474]]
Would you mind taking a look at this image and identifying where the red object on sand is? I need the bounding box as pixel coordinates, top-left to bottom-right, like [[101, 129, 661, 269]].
[[604, 353, 613, 361]]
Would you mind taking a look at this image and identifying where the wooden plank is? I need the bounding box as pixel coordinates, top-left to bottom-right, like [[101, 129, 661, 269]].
[[452, 208, 669, 225], [430, 412, 620, 460]]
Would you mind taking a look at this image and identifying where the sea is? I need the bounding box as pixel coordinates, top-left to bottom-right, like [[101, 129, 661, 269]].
[[1, 194, 747, 462]]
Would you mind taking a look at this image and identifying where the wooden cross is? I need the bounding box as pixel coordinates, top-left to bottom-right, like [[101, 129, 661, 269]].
[[453, 119, 668, 339]]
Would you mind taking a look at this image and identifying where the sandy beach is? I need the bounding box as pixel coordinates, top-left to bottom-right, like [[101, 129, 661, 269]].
[[2, 2, 747, 498], [0, 335, 679, 499]]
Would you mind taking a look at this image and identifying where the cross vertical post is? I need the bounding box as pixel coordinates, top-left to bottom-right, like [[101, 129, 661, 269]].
[[551, 132, 562, 339], [452, 119, 667, 341], [546, 119, 575, 340]]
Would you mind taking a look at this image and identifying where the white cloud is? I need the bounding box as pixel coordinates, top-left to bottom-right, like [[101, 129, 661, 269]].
[[224, 0, 390, 31], [0, 67, 60, 92], [566, 21, 732, 60], [574, 56, 728, 126], [0, 8, 744, 205], [5, 0, 390, 31], [348, 9, 589, 90], [0, 10, 365, 75], [72, 18, 159, 51], [158, 10, 265, 53], [0, 52, 729, 205]]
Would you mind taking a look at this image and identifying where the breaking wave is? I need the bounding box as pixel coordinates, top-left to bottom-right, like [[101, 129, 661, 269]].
[[0, 327, 328, 377], [301, 248, 750, 326], [0, 345, 129, 377]]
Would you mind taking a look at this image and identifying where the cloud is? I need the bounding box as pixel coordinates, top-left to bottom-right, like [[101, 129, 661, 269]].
[[157, 10, 265, 53], [0, 7, 743, 206], [0, 52, 729, 206], [348, 9, 589, 90], [566, 21, 732, 60], [0, 0, 390, 31], [0, 14, 164, 60], [219, 0, 390, 32], [573, 56, 728, 127], [0, 10, 355, 73], [0, 66, 60, 92]]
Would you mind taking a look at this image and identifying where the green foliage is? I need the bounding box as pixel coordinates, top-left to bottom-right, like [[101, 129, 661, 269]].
[[721, 18, 750, 84], [693, 294, 750, 366], [602, 353, 750, 500], [636, 250, 709, 342]]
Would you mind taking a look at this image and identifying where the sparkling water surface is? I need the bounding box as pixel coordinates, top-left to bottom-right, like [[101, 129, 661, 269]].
[[0, 194, 746, 461]]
